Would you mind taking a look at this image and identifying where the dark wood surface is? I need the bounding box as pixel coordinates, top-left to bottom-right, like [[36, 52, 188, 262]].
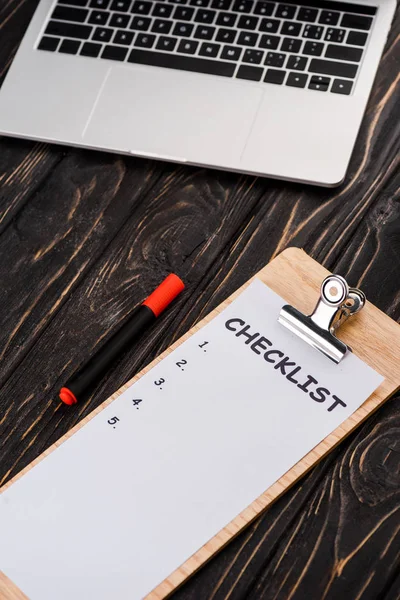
[[1, 2, 400, 599]]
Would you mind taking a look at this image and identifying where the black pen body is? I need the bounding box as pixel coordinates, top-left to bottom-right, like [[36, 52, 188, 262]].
[[63, 305, 155, 402]]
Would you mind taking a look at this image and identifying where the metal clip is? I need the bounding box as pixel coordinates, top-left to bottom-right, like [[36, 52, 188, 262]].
[[278, 274, 365, 364]]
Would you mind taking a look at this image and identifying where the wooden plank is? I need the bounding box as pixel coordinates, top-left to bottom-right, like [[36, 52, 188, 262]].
[[0, 139, 62, 234], [1, 248, 399, 599], [0, 151, 160, 387]]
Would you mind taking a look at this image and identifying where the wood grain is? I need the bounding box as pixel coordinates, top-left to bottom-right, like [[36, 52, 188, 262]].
[[0, 1, 399, 598], [0, 573, 28, 600]]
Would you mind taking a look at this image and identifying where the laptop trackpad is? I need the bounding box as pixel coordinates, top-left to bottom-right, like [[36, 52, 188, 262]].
[[83, 66, 263, 165]]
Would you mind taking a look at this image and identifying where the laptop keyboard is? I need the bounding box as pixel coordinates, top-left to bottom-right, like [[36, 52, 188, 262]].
[[38, 0, 377, 95]]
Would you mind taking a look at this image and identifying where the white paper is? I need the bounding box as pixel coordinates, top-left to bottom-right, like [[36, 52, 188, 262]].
[[0, 280, 383, 600]]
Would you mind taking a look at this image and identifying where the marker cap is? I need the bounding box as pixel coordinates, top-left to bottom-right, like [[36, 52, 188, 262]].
[[142, 274, 185, 317], [59, 387, 78, 406]]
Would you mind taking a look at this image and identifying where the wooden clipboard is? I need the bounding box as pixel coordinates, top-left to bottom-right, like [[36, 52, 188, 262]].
[[1, 247, 400, 600]]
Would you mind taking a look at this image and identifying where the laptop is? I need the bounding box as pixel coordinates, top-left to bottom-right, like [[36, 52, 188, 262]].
[[0, 0, 395, 187]]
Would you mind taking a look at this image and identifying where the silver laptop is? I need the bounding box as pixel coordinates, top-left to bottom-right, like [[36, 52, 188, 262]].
[[0, 0, 395, 187]]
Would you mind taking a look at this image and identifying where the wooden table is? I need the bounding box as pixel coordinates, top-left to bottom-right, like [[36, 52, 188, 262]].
[[1, 2, 399, 599]]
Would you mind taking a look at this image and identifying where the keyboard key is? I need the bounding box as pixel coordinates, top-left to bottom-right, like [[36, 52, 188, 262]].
[[254, 2, 275, 16], [221, 44, 241, 60], [238, 15, 258, 30], [236, 65, 263, 81], [114, 29, 134, 44], [319, 10, 339, 26], [326, 44, 362, 62], [130, 16, 151, 30], [347, 30, 368, 46], [111, 0, 131, 10], [331, 78, 353, 94], [59, 39, 81, 54], [286, 54, 307, 70], [190, 0, 210, 6], [102, 44, 129, 59], [303, 41, 323, 56], [216, 12, 237, 27], [175, 6, 195, 19], [135, 32, 156, 47], [259, 34, 279, 49], [303, 25, 323, 39], [265, 51, 284, 67], [341, 14, 372, 31], [131, 1, 152, 14], [80, 41, 102, 56], [297, 7, 317, 22], [89, 10, 110, 25], [281, 37, 301, 53], [264, 68, 285, 84], [93, 26, 113, 40], [110, 13, 131, 26], [237, 31, 258, 46], [232, 0, 254, 13], [211, 0, 232, 8], [128, 48, 235, 76], [275, 4, 296, 19], [281, 21, 301, 36], [152, 19, 173, 34], [45, 20, 92, 39], [38, 36, 60, 51], [170, 0, 188, 4], [199, 41, 220, 57], [286, 72, 307, 88], [178, 39, 199, 53], [325, 27, 345, 43], [309, 75, 330, 91], [90, 0, 110, 7], [156, 35, 178, 51], [216, 28, 236, 42], [194, 25, 215, 39], [309, 58, 358, 78], [259, 18, 279, 33], [152, 3, 173, 17], [52, 6, 89, 22], [173, 21, 194, 36], [243, 48, 264, 64], [195, 9, 217, 23]]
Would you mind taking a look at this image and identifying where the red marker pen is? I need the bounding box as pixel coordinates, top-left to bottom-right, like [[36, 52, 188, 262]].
[[59, 274, 185, 405]]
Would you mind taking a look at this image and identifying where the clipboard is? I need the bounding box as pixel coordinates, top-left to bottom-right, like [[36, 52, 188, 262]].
[[1, 247, 400, 600]]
